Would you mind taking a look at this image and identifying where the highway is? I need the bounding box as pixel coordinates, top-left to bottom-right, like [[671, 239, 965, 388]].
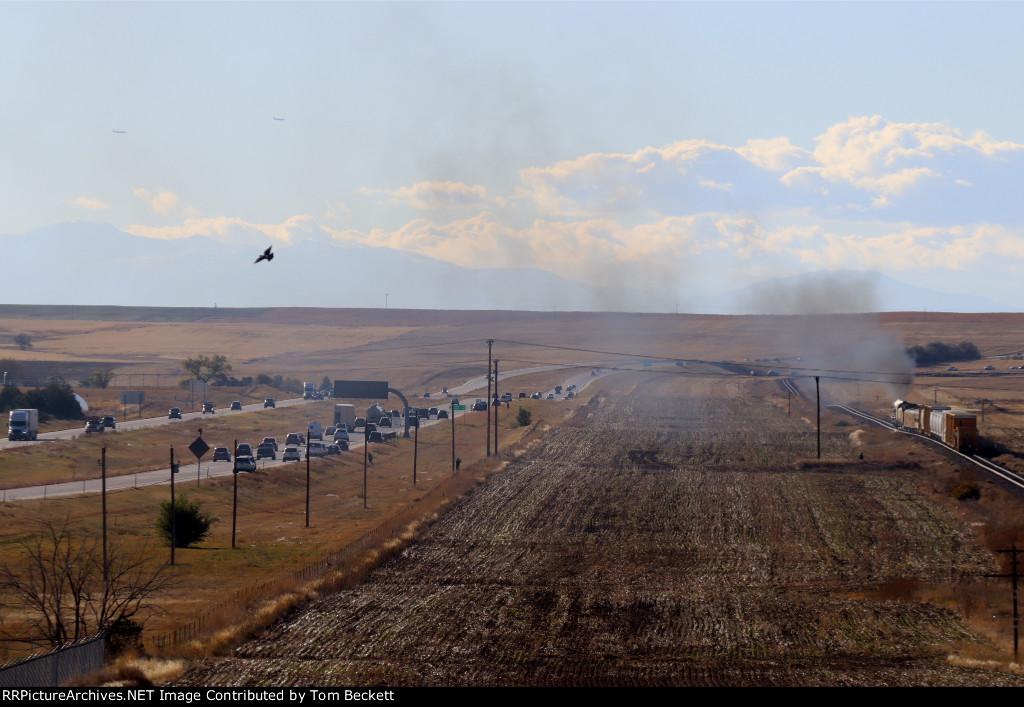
[[0, 362, 625, 501]]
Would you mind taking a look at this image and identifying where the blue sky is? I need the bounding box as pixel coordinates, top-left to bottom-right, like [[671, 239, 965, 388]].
[[3, 1, 1024, 309]]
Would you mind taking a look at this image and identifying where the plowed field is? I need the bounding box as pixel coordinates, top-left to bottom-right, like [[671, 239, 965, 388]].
[[180, 375, 1022, 686]]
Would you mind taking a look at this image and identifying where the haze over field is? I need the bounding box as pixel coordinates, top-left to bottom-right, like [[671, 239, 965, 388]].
[[2, 2, 1023, 312]]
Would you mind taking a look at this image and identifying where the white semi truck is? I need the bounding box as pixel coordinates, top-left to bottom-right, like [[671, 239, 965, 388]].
[[8, 409, 39, 441], [303, 382, 316, 399], [333, 404, 355, 430]]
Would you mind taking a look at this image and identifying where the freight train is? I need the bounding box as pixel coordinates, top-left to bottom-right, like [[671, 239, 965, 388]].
[[892, 400, 979, 454]]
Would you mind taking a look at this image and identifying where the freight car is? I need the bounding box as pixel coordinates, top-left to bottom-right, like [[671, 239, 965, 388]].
[[892, 400, 979, 454]]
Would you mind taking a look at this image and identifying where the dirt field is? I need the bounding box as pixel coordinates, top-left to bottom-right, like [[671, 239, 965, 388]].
[[179, 373, 1024, 686]]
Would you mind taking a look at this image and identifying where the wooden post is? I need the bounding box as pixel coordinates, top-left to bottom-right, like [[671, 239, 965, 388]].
[[486, 339, 494, 457], [815, 376, 821, 460], [988, 545, 1021, 660]]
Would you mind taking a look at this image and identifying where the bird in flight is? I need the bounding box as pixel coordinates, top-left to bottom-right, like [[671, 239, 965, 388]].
[[112, 129, 127, 134], [254, 246, 274, 264], [273, 117, 285, 121]]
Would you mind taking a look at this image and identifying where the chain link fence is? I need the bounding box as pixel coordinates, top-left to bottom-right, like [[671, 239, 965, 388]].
[[0, 635, 105, 687]]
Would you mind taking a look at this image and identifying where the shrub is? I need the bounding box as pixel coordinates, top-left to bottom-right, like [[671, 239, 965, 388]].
[[156, 495, 216, 547], [516, 407, 532, 427], [106, 616, 144, 655], [949, 482, 981, 501], [84, 368, 115, 389]]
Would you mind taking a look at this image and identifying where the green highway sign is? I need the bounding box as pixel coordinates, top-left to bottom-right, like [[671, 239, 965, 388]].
[[453, 404, 466, 411]]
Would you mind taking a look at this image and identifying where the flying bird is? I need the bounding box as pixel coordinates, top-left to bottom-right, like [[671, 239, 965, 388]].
[[112, 129, 127, 134], [273, 117, 285, 121], [254, 246, 274, 264]]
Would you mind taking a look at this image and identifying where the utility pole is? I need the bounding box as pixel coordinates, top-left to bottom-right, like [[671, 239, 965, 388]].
[[170, 447, 176, 565], [987, 546, 1021, 660], [101, 446, 107, 583], [413, 415, 419, 486], [363, 428, 369, 509], [305, 442, 310, 528], [486, 339, 494, 457], [451, 400, 456, 473], [493, 359, 499, 456], [815, 376, 821, 460], [231, 439, 238, 550]]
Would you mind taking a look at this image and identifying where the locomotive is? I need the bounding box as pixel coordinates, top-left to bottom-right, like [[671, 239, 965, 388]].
[[892, 400, 979, 454]]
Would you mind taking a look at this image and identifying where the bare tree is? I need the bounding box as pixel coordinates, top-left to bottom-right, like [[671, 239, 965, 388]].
[[0, 518, 174, 649]]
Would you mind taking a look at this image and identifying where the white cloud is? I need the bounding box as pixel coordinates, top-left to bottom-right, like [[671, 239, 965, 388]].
[[73, 197, 109, 211], [359, 181, 506, 210], [133, 188, 199, 217], [125, 214, 320, 246]]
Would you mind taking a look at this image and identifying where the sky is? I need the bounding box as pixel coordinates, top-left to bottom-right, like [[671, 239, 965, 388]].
[[2, 1, 1024, 311]]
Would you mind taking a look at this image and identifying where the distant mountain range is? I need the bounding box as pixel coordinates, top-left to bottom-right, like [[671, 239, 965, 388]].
[[1, 223, 1017, 314]]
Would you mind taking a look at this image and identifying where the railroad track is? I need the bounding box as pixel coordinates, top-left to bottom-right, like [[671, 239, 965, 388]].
[[830, 404, 1024, 494], [779, 377, 804, 399]]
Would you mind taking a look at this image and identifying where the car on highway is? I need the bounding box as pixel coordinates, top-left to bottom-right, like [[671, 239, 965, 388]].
[[213, 447, 232, 462], [428, 407, 438, 417], [437, 409, 449, 419], [236, 443, 254, 458], [282, 447, 301, 462], [235, 455, 256, 472], [202, 401, 215, 414], [308, 441, 327, 457], [501, 393, 512, 403], [264, 398, 276, 408], [355, 417, 366, 428], [285, 433, 303, 447], [368, 431, 384, 443], [230, 401, 242, 410], [261, 436, 279, 450], [473, 400, 487, 411], [102, 415, 117, 430], [377, 417, 392, 428], [333, 429, 350, 441], [334, 439, 350, 451], [84, 417, 104, 434], [423, 392, 431, 398], [326, 444, 342, 455], [547, 394, 555, 400], [519, 392, 527, 398], [256, 443, 276, 460], [168, 407, 182, 419]]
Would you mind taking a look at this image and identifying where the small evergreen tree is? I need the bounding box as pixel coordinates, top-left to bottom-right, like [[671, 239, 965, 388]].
[[516, 407, 532, 427], [156, 495, 216, 548]]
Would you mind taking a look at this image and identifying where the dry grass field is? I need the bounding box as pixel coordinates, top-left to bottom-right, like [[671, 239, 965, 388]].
[[3, 306, 1024, 685]]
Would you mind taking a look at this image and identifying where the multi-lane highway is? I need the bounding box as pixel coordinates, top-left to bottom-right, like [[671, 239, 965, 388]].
[[0, 362, 625, 501]]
